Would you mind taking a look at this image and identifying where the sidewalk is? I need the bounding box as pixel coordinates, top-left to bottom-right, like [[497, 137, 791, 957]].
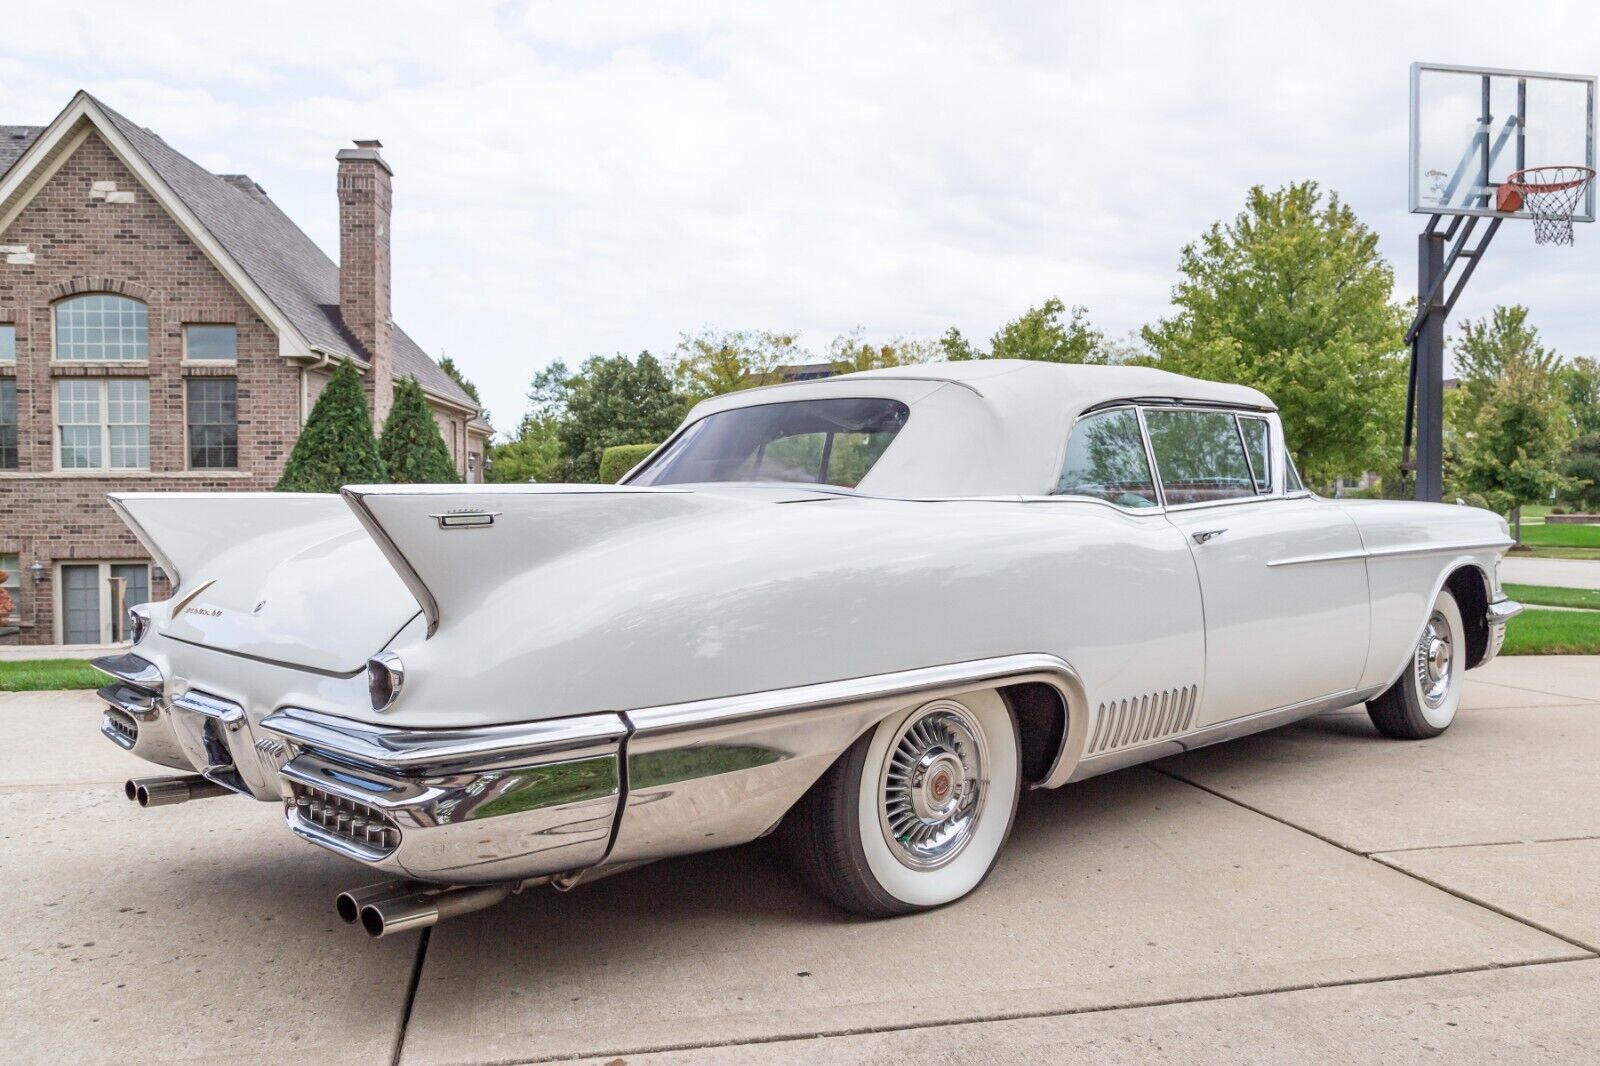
[[2, 658, 1597, 1063], [1500, 556, 1600, 590]]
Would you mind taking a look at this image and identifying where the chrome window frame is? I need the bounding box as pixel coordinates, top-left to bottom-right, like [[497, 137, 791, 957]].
[[1043, 404, 1166, 514], [1137, 403, 1287, 513]]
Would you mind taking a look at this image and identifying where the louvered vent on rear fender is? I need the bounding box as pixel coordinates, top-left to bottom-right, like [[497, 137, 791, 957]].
[[1088, 684, 1197, 754]]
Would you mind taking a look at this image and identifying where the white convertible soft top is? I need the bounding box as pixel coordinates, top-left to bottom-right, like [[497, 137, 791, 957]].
[[676, 360, 1275, 497]]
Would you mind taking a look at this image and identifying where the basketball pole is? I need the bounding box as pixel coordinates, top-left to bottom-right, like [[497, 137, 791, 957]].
[[1401, 212, 1500, 502]]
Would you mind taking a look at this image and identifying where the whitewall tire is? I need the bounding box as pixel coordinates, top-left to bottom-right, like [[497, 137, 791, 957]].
[[783, 688, 1021, 917], [1367, 587, 1465, 740]]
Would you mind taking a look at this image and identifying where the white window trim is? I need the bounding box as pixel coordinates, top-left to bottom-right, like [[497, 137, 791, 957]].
[[181, 323, 239, 367], [54, 377, 150, 472], [54, 560, 149, 645], [184, 377, 239, 471]]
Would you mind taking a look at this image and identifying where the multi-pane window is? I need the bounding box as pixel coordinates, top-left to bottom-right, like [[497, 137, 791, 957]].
[[57, 379, 149, 470], [184, 325, 237, 361], [55, 294, 149, 361], [0, 379, 16, 470], [0, 324, 15, 363], [186, 378, 238, 469]]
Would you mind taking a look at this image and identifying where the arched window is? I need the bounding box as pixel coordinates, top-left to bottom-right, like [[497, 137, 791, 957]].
[[54, 294, 149, 361]]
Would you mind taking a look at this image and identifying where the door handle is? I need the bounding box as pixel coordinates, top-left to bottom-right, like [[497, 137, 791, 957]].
[[1192, 528, 1227, 545]]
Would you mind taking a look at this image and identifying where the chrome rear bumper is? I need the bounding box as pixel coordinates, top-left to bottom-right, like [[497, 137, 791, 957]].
[[260, 707, 626, 885]]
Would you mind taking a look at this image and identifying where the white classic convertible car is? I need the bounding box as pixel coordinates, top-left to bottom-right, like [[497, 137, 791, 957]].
[[97, 360, 1522, 932]]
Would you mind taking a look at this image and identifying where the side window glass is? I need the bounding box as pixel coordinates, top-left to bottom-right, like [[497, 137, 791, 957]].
[[1144, 409, 1256, 506], [1239, 416, 1272, 494], [1054, 408, 1159, 508], [1285, 451, 1305, 493]]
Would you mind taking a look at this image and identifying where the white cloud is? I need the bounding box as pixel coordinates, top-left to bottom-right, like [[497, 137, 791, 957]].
[[4, 1, 1599, 429]]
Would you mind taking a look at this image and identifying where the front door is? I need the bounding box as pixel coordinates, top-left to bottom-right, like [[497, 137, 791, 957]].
[[1144, 409, 1369, 726], [61, 564, 101, 644]]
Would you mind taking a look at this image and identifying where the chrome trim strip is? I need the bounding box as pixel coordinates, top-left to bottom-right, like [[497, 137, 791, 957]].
[[172, 689, 246, 725], [625, 653, 1080, 738], [89, 652, 162, 691], [260, 706, 627, 772], [1268, 538, 1516, 567], [167, 578, 217, 618]]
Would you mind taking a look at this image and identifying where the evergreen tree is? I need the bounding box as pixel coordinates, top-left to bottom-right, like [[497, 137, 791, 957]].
[[381, 377, 460, 483], [276, 360, 386, 491]]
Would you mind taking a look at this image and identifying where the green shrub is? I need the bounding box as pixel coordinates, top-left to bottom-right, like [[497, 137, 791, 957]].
[[599, 443, 658, 484], [381, 377, 460, 483], [276, 360, 386, 491]]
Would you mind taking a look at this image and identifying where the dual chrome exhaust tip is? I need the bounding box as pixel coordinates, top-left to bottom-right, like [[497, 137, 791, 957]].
[[335, 881, 513, 938], [123, 774, 233, 807]]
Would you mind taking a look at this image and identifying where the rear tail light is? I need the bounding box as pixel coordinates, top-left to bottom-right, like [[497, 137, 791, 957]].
[[128, 604, 151, 645]]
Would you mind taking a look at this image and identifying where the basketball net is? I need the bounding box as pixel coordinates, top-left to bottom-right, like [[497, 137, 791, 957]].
[[1498, 165, 1598, 245]]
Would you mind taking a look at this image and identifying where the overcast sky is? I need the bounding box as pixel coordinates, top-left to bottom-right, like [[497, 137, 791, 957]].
[[5, 1, 1598, 430]]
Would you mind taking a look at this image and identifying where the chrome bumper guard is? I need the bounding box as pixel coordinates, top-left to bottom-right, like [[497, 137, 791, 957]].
[[90, 653, 189, 770], [1485, 598, 1523, 663], [260, 707, 627, 885]]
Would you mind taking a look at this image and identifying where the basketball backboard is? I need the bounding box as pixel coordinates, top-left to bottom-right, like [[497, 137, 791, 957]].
[[1410, 62, 1596, 220]]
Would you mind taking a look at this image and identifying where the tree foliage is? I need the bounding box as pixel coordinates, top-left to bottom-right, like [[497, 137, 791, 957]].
[[380, 377, 460, 484], [1142, 182, 1408, 488], [558, 353, 685, 481], [941, 299, 1109, 364], [673, 328, 806, 400], [437, 353, 487, 424], [1558, 356, 1600, 438], [276, 360, 386, 491], [1450, 306, 1574, 532], [827, 330, 939, 374]]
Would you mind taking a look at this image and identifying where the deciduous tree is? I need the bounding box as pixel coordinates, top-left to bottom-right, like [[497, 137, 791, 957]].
[[673, 328, 807, 399], [1450, 306, 1574, 540], [1142, 181, 1408, 488], [559, 353, 685, 481]]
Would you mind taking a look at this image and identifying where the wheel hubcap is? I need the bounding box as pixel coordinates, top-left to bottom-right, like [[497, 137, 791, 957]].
[[1414, 611, 1453, 708], [880, 702, 988, 870]]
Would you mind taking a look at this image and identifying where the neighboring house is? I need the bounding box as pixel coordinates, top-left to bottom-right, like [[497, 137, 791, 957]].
[[0, 92, 490, 646]]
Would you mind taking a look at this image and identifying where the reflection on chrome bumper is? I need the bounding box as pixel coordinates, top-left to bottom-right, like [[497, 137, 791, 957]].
[[260, 708, 626, 885], [90, 654, 190, 770], [1485, 598, 1523, 663]]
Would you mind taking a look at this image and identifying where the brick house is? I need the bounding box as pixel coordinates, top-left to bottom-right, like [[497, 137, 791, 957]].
[[0, 92, 490, 645]]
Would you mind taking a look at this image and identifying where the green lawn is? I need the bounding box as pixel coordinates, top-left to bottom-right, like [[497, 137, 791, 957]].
[[1502, 608, 1600, 656], [0, 659, 102, 692], [1511, 520, 1600, 559], [1503, 582, 1600, 611]]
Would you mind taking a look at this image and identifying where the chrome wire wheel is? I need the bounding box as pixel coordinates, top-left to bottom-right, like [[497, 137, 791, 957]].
[[1414, 609, 1454, 709], [877, 700, 989, 870]]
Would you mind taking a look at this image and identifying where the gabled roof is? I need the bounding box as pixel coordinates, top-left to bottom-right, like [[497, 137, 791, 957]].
[[0, 94, 479, 417]]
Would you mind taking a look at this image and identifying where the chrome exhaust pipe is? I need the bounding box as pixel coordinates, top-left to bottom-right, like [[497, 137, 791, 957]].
[[359, 883, 514, 939], [334, 880, 431, 924], [124, 774, 232, 807]]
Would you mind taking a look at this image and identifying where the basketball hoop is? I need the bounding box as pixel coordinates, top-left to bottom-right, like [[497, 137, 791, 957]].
[[1497, 165, 1598, 245]]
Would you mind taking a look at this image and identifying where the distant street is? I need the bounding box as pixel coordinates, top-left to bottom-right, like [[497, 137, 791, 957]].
[[1501, 557, 1600, 590]]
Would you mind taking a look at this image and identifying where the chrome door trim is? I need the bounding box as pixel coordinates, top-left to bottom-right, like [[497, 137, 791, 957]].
[[1268, 538, 1516, 567]]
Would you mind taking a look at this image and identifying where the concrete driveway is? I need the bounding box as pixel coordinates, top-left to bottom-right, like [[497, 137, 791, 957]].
[[2, 660, 1597, 1064]]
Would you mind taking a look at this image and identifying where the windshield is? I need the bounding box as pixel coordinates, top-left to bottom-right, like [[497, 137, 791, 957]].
[[630, 397, 910, 487]]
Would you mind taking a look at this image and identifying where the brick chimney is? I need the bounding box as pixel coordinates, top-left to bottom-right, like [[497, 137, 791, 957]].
[[336, 139, 394, 422]]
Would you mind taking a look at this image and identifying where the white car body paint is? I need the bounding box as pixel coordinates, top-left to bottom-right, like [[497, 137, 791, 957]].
[[98, 361, 1518, 892]]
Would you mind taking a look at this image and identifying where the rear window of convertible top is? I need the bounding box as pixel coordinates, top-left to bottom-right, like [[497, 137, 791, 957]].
[[630, 397, 910, 488]]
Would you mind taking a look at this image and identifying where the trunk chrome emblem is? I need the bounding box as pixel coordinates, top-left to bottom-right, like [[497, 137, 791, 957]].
[[431, 510, 499, 529]]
